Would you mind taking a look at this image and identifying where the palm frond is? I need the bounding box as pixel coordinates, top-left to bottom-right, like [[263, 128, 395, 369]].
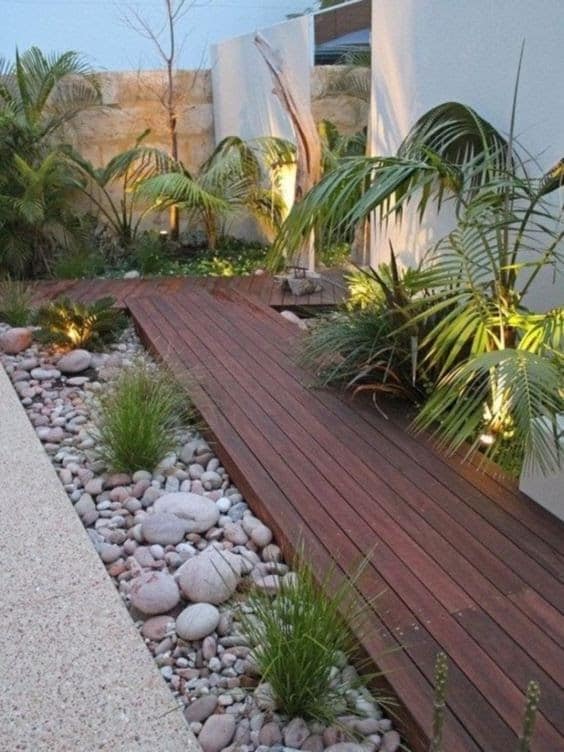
[[415, 348, 563, 475], [137, 172, 229, 215]]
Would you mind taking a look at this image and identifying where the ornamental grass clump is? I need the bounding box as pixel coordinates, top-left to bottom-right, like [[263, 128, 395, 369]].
[[94, 358, 187, 472], [0, 279, 34, 326], [241, 554, 373, 724]]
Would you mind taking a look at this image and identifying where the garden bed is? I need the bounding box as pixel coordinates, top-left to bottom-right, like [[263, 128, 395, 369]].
[[0, 319, 400, 752]]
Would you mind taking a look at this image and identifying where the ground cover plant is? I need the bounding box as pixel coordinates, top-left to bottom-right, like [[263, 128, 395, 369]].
[[93, 357, 188, 472], [36, 296, 126, 350]]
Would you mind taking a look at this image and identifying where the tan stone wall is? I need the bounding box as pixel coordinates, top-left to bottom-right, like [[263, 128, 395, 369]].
[[69, 66, 368, 238], [71, 69, 214, 173], [71, 66, 368, 172]]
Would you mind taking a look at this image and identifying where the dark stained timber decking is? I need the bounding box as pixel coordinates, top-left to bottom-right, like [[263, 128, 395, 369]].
[[30, 273, 347, 310], [30, 275, 564, 751]]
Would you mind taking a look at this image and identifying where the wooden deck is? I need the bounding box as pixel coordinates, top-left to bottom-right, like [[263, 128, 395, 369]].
[[27, 275, 564, 750], [124, 285, 564, 752], [29, 272, 347, 310]]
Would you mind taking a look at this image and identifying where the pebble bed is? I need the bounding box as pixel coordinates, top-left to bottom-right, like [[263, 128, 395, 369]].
[[0, 322, 401, 752]]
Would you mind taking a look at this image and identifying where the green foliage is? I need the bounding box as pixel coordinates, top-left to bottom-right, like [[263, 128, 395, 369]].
[[319, 241, 351, 268], [272, 102, 508, 269], [51, 247, 107, 279], [240, 554, 372, 723], [288, 92, 563, 475], [430, 652, 448, 752], [120, 238, 269, 278], [137, 136, 295, 250], [0, 47, 103, 277], [36, 296, 126, 350], [65, 130, 172, 248], [0, 278, 33, 325], [517, 681, 541, 752], [93, 358, 187, 472], [299, 254, 437, 402], [417, 347, 563, 477], [129, 233, 170, 276]]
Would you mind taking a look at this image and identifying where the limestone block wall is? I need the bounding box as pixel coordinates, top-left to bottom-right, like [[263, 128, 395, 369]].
[[71, 66, 369, 174]]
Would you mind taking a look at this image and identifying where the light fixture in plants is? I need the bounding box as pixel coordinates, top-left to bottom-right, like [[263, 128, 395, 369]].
[[36, 296, 126, 350], [93, 357, 190, 472], [240, 552, 382, 725]]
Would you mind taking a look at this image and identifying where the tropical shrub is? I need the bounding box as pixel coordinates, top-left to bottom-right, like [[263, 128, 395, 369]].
[[137, 136, 295, 250], [36, 296, 126, 350], [0, 278, 34, 325], [94, 358, 187, 472], [299, 252, 439, 402], [65, 130, 172, 249], [0, 48, 103, 276], [280, 93, 563, 475], [240, 554, 374, 723], [128, 232, 170, 276]]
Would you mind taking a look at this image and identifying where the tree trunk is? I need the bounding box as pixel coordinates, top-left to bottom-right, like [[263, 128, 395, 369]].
[[254, 33, 321, 272], [167, 57, 180, 241]]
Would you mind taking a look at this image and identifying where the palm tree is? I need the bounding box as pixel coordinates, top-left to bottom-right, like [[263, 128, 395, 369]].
[[65, 130, 173, 249], [137, 136, 295, 250], [281, 98, 563, 474], [0, 47, 103, 276]]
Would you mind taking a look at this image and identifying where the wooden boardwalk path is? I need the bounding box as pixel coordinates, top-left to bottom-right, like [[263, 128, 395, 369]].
[[28, 275, 564, 750], [30, 272, 346, 310], [126, 286, 564, 752]]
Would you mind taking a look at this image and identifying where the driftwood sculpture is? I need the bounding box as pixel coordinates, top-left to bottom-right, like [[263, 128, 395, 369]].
[[254, 32, 322, 271]]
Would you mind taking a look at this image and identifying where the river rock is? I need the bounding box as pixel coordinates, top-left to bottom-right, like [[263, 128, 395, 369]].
[[141, 615, 175, 641], [381, 731, 401, 752], [31, 367, 61, 380], [250, 523, 273, 547], [199, 714, 236, 752], [141, 512, 187, 545], [184, 695, 219, 723], [129, 570, 180, 615], [302, 734, 325, 752], [57, 349, 92, 373], [176, 603, 220, 641], [153, 492, 219, 533], [259, 722, 283, 746], [0, 327, 32, 354], [283, 718, 309, 749], [176, 546, 241, 604]]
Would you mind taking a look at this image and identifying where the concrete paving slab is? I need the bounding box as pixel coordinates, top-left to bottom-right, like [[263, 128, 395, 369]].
[[0, 365, 200, 752]]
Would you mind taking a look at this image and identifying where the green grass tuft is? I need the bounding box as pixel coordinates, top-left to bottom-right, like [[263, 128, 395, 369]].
[[0, 279, 34, 326], [240, 553, 375, 724], [93, 357, 189, 472]]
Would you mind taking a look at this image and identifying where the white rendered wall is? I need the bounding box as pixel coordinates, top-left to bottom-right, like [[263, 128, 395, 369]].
[[369, 0, 564, 310], [211, 16, 313, 244]]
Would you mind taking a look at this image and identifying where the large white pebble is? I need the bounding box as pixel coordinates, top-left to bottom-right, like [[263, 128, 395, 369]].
[[129, 570, 180, 615], [176, 547, 241, 604], [153, 492, 219, 533], [141, 512, 187, 545], [176, 603, 220, 641]]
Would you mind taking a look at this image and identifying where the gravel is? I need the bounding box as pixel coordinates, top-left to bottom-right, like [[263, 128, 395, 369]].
[[1, 321, 400, 752]]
